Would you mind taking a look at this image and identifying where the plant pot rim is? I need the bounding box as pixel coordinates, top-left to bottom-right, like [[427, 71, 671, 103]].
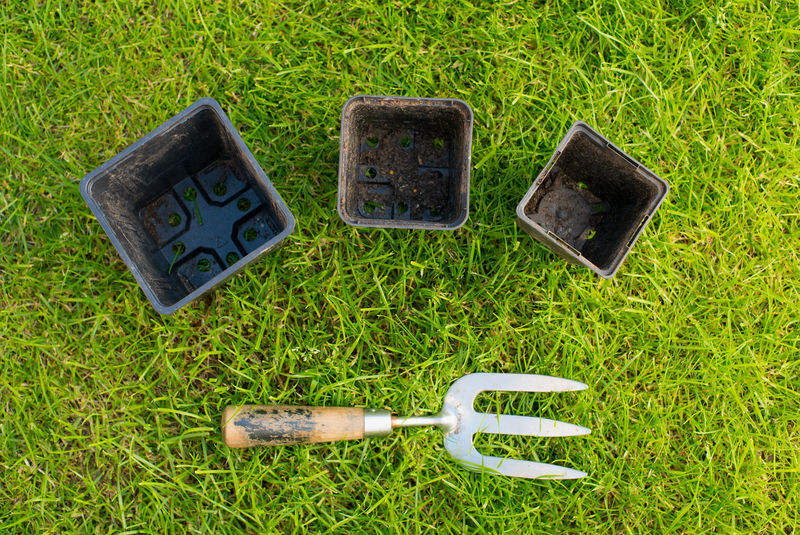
[[515, 120, 669, 278], [337, 95, 473, 230], [80, 97, 296, 314]]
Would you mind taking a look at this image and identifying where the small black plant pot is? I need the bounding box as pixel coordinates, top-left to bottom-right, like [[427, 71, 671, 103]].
[[516, 121, 668, 278], [337, 95, 473, 230], [80, 98, 295, 314]]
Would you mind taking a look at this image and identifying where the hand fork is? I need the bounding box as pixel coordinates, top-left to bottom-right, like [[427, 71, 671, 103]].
[[222, 373, 590, 480]]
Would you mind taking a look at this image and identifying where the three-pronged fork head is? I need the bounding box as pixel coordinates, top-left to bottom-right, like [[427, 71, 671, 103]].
[[439, 373, 590, 480]]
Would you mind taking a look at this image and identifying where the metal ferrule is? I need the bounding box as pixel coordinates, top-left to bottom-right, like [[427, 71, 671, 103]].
[[363, 408, 393, 437]]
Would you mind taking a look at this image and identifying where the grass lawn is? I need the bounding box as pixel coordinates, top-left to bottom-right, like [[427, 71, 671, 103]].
[[2, 1, 799, 532]]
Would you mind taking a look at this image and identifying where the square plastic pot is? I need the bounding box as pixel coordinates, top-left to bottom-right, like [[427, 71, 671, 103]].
[[337, 95, 473, 230], [80, 98, 295, 314], [516, 121, 668, 278]]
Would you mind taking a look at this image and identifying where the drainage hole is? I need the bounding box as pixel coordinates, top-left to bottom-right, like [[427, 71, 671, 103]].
[[364, 201, 382, 214], [167, 213, 181, 227], [397, 202, 409, 214], [433, 138, 444, 150], [197, 258, 211, 272], [183, 187, 197, 201], [366, 135, 378, 147], [430, 206, 441, 216], [226, 252, 240, 265], [237, 198, 251, 211], [244, 228, 258, 241], [365, 167, 377, 179], [172, 242, 185, 254], [399, 136, 411, 148], [433, 170, 443, 179], [213, 182, 227, 196]]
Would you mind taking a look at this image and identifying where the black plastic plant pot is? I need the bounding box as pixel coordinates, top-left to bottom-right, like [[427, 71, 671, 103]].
[[516, 121, 668, 278], [80, 98, 295, 314], [337, 95, 473, 230]]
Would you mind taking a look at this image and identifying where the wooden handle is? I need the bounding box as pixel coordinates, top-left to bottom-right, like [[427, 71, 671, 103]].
[[222, 405, 365, 447]]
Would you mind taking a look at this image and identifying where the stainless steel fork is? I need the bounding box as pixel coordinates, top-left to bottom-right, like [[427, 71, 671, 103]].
[[222, 373, 590, 480]]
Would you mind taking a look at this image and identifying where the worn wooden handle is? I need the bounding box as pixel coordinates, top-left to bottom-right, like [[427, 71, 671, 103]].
[[222, 405, 365, 447]]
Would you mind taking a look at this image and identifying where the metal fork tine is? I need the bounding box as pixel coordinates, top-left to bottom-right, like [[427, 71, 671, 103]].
[[476, 455, 588, 480], [453, 450, 588, 480], [487, 373, 589, 393], [447, 373, 588, 402], [472, 413, 591, 437]]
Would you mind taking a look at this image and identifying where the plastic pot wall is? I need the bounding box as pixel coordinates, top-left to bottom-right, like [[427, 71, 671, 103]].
[[337, 95, 473, 230], [80, 98, 295, 314], [516, 121, 668, 278]]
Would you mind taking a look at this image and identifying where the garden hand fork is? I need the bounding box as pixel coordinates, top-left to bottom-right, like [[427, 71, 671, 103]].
[[222, 373, 590, 479]]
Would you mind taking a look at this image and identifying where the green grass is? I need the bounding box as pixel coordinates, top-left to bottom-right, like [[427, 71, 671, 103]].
[[1, 0, 799, 532]]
